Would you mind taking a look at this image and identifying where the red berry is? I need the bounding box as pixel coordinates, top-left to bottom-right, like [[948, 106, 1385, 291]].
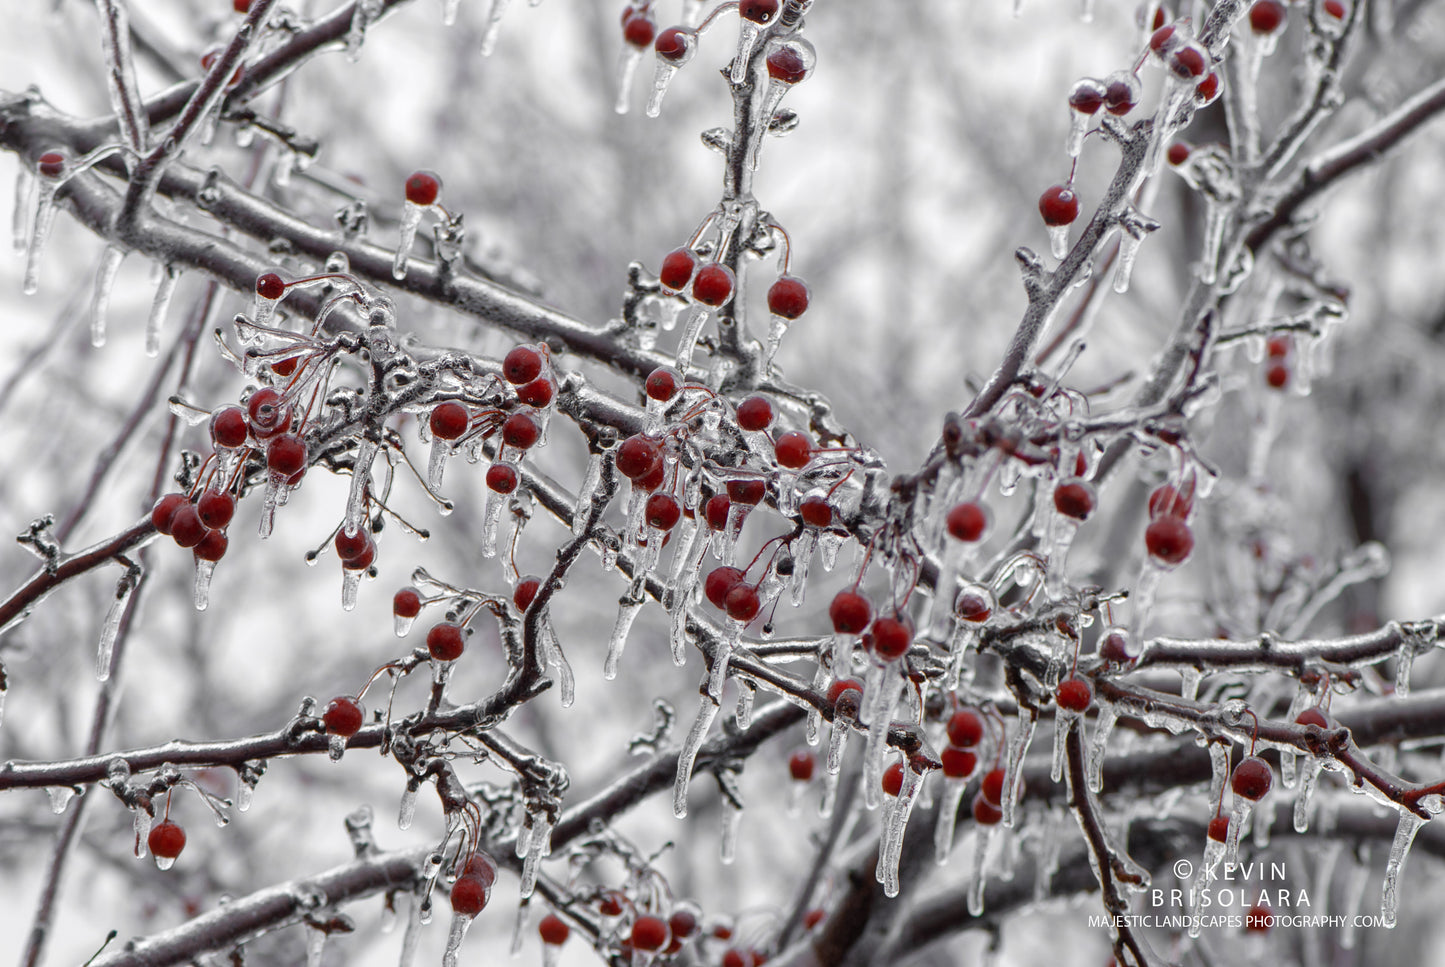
[[1148, 483, 1192, 520], [1265, 362, 1289, 390], [954, 587, 994, 623], [881, 761, 904, 797], [1068, 79, 1106, 115], [622, 12, 656, 47], [645, 367, 681, 402], [692, 263, 736, 307], [233, 0, 250, 12], [450, 875, 489, 916], [462, 851, 498, 886], [1248, 0, 1286, 33], [1245, 903, 1271, 932], [630, 915, 670, 952], [1104, 73, 1141, 115], [774, 431, 812, 469], [724, 583, 761, 622], [659, 248, 698, 291], [668, 908, 698, 940], [1231, 756, 1272, 801], [514, 576, 542, 612], [829, 591, 872, 634], [616, 434, 663, 481], [404, 170, 441, 207], [1166, 141, 1192, 166], [501, 412, 541, 449], [1149, 24, 1176, 53], [636, 458, 666, 493], [1099, 628, 1133, 663], [427, 622, 465, 661], [946, 502, 989, 542], [246, 387, 289, 434], [799, 494, 833, 528], [1323, 0, 1345, 18], [1145, 516, 1194, 565], [195, 528, 229, 562], [705, 567, 745, 609], [148, 820, 186, 860], [1207, 814, 1230, 842], [255, 272, 285, 301], [486, 463, 519, 493], [1266, 336, 1290, 359], [705, 494, 731, 530], [870, 615, 912, 660], [598, 892, 626, 917], [1296, 707, 1329, 729], [1039, 185, 1080, 227], [1053, 480, 1096, 521], [1169, 42, 1208, 78], [210, 405, 249, 449], [803, 908, 825, 930], [645, 493, 682, 530], [37, 152, 65, 178], [152, 493, 188, 534], [170, 504, 207, 549], [736, 396, 774, 431], [1195, 71, 1221, 105], [788, 750, 815, 781], [335, 527, 371, 561], [940, 746, 978, 779], [767, 46, 808, 84], [271, 355, 300, 377], [1056, 677, 1093, 712], [654, 27, 693, 63], [946, 709, 985, 747], [430, 402, 470, 441], [394, 588, 423, 618], [539, 913, 570, 946], [267, 433, 307, 477], [972, 792, 1003, 825], [195, 489, 234, 529], [323, 696, 364, 737], [726, 479, 766, 506], [740, 0, 779, 24], [981, 768, 1007, 806], [767, 276, 810, 319], [723, 950, 749, 967], [503, 346, 543, 385]]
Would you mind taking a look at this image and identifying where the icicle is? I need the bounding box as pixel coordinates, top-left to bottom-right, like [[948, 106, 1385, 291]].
[[646, 59, 683, 118], [480, 0, 512, 56], [878, 765, 924, 896], [305, 925, 326, 967], [1126, 562, 1164, 644], [346, 439, 379, 538], [47, 786, 75, 814], [90, 246, 125, 348], [519, 814, 552, 897], [1051, 709, 1077, 783], [1187, 834, 1227, 937], [393, 200, 428, 281], [1033, 809, 1063, 901], [1224, 797, 1254, 867], [441, 0, 460, 24], [145, 265, 178, 357], [819, 531, 844, 571], [509, 897, 529, 956], [674, 693, 718, 818], [861, 663, 901, 810], [707, 626, 737, 703], [615, 46, 644, 114], [968, 826, 996, 916], [97, 568, 137, 681], [345, 0, 383, 60], [441, 912, 475, 967], [1293, 757, 1323, 832], [734, 681, 754, 730], [398, 784, 418, 830], [731, 21, 763, 84], [1382, 809, 1425, 927], [539, 619, 574, 708], [1046, 224, 1070, 260], [762, 314, 792, 373], [934, 777, 967, 864], [1199, 199, 1227, 285], [193, 558, 217, 611], [131, 805, 152, 857], [1001, 711, 1037, 828], [12, 164, 31, 254], [1065, 108, 1091, 158], [1207, 741, 1230, 808], [573, 453, 604, 535], [1396, 639, 1416, 697], [1085, 704, 1116, 793], [236, 781, 253, 813], [1114, 230, 1143, 293], [719, 798, 741, 864], [481, 488, 506, 558], [23, 157, 63, 295], [673, 304, 709, 372], [604, 586, 646, 680]]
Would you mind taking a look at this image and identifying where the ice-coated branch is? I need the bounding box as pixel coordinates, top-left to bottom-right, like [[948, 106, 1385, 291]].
[[1134, 618, 1442, 675], [94, 0, 150, 156]]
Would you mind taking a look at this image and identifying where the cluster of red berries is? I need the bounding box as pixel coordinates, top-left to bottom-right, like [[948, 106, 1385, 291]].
[[450, 851, 497, 917], [1144, 476, 1195, 567], [940, 707, 983, 782], [1263, 334, 1291, 390]]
